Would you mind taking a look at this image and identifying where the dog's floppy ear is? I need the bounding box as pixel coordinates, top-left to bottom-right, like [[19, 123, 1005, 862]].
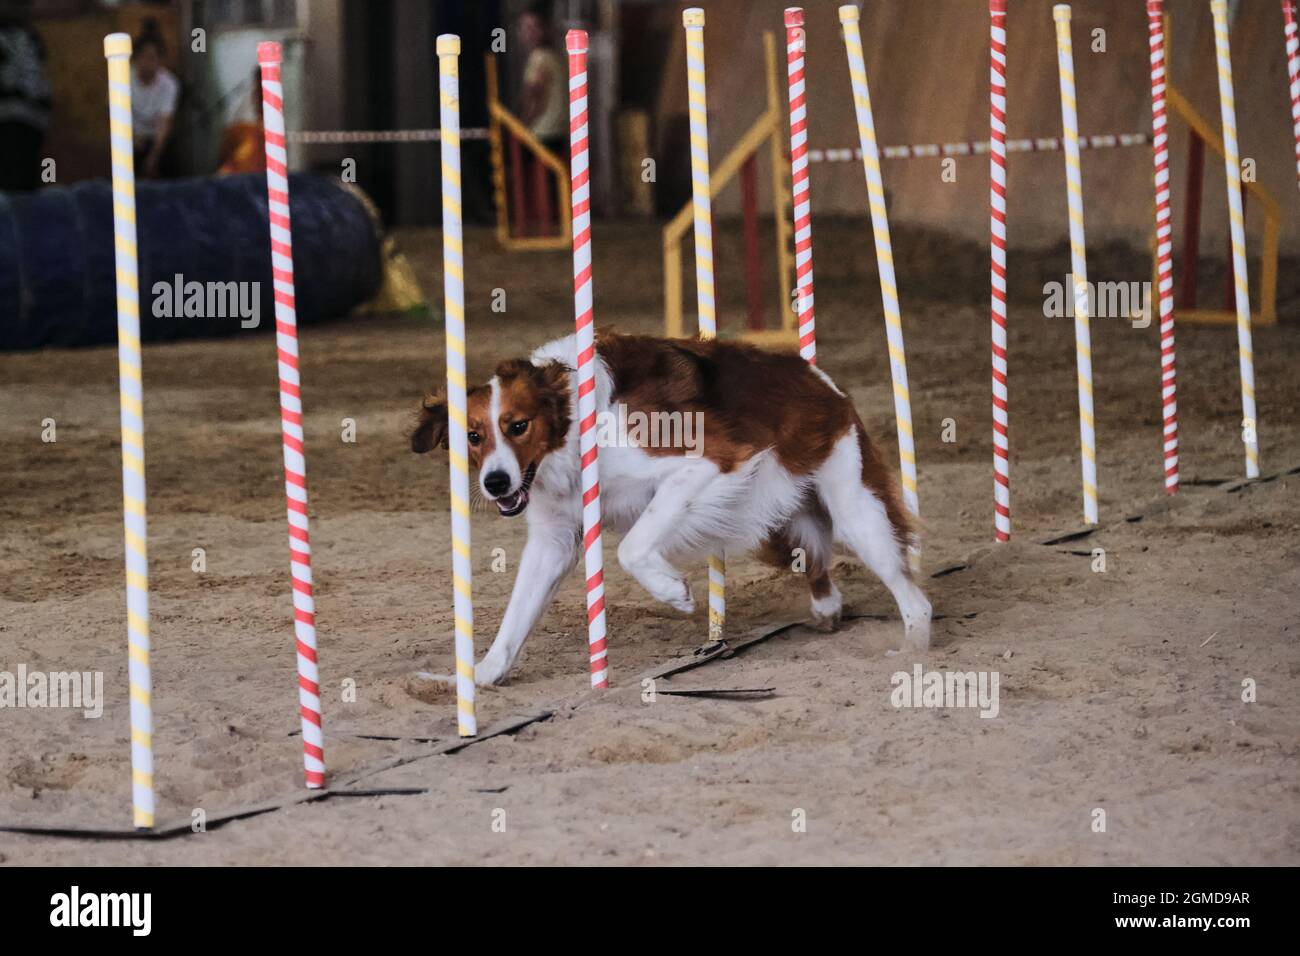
[[537, 359, 572, 394], [493, 357, 535, 382], [411, 390, 450, 453], [534, 361, 573, 449]]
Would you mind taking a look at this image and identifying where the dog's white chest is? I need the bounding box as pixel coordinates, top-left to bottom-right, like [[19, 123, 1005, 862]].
[[593, 444, 664, 534]]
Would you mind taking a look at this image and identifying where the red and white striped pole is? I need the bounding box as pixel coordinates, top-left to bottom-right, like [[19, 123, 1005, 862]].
[[1284, 1, 1300, 190], [258, 41, 324, 788], [1147, 0, 1179, 494], [989, 0, 1011, 542], [566, 29, 609, 689], [784, 7, 817, 363]]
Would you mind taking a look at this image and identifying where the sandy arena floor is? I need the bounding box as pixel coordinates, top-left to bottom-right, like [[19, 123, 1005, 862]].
[[1, 223, 1298, 865]]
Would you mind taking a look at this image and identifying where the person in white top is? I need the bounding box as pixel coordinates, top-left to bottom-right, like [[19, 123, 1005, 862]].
[[516, 5, 567, 234], [130, 31, 179, 179], [519, 7, 566, 146]]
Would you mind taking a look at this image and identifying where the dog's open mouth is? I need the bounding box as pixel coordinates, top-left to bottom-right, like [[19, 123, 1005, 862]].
[[494, 463, 537, 517]]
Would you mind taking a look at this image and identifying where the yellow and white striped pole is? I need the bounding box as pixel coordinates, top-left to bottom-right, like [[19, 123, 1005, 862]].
[[437, 35, 476, 736], [683, 8, 716, 340], [838, 5, 920, 568], [1053, 6, 1098, 525], [104, 32, 154, 829], [1210, 0, 1260, 478], [706, 555, 725, 641], [683, 7, 725, 641]]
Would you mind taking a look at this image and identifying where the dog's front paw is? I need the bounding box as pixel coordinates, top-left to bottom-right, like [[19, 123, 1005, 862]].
[[899, 589, 932, 652], [475, 655, 509, 686], [667, 578, 695, 614], [902, 617, 931, 652]]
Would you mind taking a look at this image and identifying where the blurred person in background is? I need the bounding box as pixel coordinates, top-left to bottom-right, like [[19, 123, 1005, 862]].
[[131, 21, 178, 179], [0, 0, 51, 191], [217, 66, 264, 174], [517, 2, 565, 233]]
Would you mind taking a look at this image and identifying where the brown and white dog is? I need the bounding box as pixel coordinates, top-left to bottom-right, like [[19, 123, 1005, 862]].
[[412, 332, 930, 685]]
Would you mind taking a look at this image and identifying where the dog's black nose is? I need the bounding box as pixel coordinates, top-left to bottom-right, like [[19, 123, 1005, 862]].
[[483, 470, 511, 497]]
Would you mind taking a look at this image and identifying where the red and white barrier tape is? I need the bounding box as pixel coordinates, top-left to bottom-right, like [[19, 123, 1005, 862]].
[[287, 128, 490, 144], [810, 132, 1148, 163]]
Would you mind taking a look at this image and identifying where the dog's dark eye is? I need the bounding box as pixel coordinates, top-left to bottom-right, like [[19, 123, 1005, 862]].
[[508, 420, 530, 437], [467, 431, 481, 447]]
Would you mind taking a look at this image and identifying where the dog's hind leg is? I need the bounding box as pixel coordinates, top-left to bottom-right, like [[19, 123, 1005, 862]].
[[815, 427, 930, 650], [780, 499, 841, 631], [808, 568, 842, 632]]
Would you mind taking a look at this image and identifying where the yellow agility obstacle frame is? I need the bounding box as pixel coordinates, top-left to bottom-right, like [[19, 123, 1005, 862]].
[[663, 32, 796, 343], [486, 54, 573, 253], [1158, 11, 1279, 328]]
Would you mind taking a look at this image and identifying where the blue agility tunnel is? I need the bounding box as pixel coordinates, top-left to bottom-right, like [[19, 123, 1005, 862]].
[[0, 173, 382, 350]]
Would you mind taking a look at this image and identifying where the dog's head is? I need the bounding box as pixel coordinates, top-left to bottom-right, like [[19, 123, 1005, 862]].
[[411, 358, 572, 517]]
